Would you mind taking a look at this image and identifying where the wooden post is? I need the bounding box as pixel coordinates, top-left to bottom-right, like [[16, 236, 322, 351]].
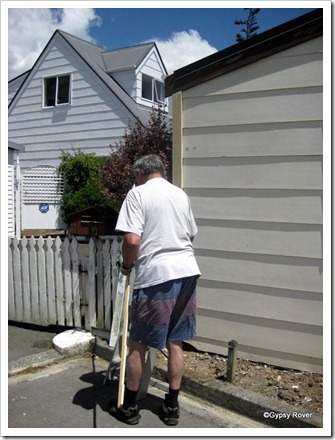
[[226, 340, 238, 383], [117, 275, 131, 407]]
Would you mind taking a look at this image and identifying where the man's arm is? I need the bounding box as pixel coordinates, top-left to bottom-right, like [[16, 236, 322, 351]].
[[121, 232, 141, 275]]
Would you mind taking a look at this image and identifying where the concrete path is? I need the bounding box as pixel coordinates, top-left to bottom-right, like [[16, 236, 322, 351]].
[[6, 322, 324, 435], [8, 355, 268, 434]]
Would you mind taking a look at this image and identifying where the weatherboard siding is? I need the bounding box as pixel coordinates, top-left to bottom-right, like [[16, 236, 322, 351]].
[[8, 34, 137, 170], [8, 73, 28, 104], [179, 38, 323, 372], [136, 49, 167, 108], [111, 70, 137, 99]]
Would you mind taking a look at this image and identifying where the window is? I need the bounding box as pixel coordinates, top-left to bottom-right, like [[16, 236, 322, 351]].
[[44, 74, 71, 107], [141, 74, 165, 103]]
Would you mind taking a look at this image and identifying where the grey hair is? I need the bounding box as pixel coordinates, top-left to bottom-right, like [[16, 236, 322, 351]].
[[132, 154, 166, 177]]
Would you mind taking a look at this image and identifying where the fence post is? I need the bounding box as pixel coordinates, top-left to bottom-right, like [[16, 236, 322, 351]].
[[46, 236, 57, 324], [21, 236, 31, 322], [8, 238, 15, 320], [71, 237, 81, 327], [55, 236, 65, 326], [62, 237, 73, 326], [226, 340, 238, 383], [37, 236, 48, 324], [103, 239, 112, 331], [88, 238, 97, 329]]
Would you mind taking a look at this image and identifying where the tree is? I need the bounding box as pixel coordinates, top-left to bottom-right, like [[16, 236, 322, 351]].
[[235, 8, 261, 43], [100, 106, 172, 208], [57, 149, 117, 223]]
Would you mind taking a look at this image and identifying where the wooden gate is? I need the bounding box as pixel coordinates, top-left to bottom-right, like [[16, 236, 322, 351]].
[[8, 235, 123, 332]]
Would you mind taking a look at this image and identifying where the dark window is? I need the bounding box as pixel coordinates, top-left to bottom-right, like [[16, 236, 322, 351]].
[[142, 74, 165, 103], [44, 75, 71, 107], [154, 80, 165, 103], [57, 75, 70, 104], [142, 74, 153, 101], [45, 77, 56, 107]]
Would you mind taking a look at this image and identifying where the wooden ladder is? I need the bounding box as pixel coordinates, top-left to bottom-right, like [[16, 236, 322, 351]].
[[103, 268, 158, 401]]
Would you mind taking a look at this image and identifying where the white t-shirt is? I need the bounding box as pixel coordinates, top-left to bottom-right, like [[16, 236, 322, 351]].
[[116, 178, 201, 289]]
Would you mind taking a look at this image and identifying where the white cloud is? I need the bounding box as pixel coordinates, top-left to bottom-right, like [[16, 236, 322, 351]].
[[8, 9, 216, 80], [8, 8, 101, 80], [154, 30, 218, 74]]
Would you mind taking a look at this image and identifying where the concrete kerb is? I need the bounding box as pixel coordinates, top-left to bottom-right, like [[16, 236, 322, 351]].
[[8, 329, 323, 429], [8, 328, 95, 376], [8, 350, 67, 376], [91, 336, 323, 429]]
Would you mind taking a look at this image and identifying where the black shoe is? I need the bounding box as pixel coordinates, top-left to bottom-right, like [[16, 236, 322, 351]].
[[108, 401, 140, 425], [161, 397, 180, 426]]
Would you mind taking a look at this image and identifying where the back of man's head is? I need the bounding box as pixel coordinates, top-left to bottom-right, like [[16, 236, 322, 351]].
[[133, 154, 166, 177]]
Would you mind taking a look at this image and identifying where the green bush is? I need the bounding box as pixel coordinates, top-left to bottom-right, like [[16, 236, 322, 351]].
[[57, 150, 117, 223]]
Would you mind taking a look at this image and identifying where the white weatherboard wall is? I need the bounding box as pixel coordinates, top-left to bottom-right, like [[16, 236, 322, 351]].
[[179, 37, 323, 372], [136, 49, 167, 107], [8, 34, 135, 171]]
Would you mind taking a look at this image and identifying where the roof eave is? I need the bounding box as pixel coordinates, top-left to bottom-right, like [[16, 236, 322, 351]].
[[165, 8, 322, 97], [9, 140, 26, 152]]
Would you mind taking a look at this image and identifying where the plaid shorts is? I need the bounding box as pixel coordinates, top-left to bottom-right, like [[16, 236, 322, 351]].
[[129, 275, 198, 349]]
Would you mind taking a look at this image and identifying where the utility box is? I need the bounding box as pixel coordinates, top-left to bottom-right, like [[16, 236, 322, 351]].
[[69, 206, 119, 237]]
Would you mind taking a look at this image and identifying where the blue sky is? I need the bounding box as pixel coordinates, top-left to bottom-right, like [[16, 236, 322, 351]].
[[89, 7, 316, 52], [6, 4, 319, 80]]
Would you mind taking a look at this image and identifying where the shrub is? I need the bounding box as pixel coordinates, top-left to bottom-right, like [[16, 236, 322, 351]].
[[57, 150, 117, 223], [100, 106, 172, 207]]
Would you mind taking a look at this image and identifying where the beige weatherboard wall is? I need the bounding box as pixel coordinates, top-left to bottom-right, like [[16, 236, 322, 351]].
[[166, 9, 323, 373]]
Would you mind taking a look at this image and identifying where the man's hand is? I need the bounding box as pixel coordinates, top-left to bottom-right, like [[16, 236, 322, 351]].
[[121, 262, 134, 276]]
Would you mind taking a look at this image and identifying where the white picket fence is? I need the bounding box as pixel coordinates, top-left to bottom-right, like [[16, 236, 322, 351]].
[[8, 235, 124, 332]]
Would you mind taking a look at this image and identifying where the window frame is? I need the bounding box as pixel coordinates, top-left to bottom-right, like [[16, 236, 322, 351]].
[[141, 74, 165, 104], [43, 74, 72, 108]]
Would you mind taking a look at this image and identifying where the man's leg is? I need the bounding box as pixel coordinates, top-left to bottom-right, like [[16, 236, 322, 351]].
[[126, 339, 147, 391], [160, 340, 183, 425], [109, 340, 147, 425], [166, 340, 184, 390]]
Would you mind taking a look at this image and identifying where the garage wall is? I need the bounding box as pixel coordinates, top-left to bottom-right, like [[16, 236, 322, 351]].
[[175, 37, 323, 372]]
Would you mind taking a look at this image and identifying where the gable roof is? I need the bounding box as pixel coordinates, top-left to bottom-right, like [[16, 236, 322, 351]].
[[165, 8, 322, 97], [102, 42, 156, 72], [9, 30, 166, 123]]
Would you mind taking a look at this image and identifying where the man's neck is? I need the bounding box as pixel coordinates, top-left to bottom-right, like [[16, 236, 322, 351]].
[[146, 172, 163, 181]]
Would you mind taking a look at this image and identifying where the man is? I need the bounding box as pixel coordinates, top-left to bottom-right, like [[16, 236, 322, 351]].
[[109, 154, 201, 426]]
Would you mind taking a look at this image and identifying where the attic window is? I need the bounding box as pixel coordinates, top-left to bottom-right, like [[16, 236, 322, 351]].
[[142, 74, 165, 103], [44, 74, 71, 107]]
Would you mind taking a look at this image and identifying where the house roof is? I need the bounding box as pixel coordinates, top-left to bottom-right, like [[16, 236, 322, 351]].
[[9, 30, 166, 123], [8, 69, 30, 85], [165, 8, 322, 97], [8, 140, 25, 152], [102, 42, 156, 72], [57, 30, 152, 122]]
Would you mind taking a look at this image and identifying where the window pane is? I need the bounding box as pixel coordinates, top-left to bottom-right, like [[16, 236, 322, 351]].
[[154, 80, 165, 103], [45, 77, 56, 106], [142, 74, 152, 100], [57, 75, 70, 104]]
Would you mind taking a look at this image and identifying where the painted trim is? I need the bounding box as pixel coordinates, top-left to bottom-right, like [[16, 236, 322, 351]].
[[172, 92, 183, 188]]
